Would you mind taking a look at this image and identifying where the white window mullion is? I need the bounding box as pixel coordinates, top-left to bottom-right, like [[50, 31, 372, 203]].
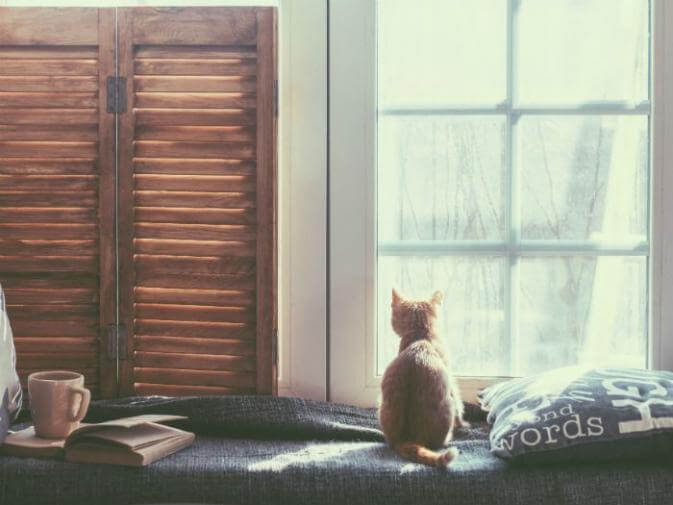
[[506, 0, 520, 375], [379, 105, 650, 116], [378, 240, 650, 256]]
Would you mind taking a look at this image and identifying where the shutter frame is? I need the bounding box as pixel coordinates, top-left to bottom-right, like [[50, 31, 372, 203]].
[[254, 7, 278, 395], [98, 8, 118, 398], [0, 8, 117, 398], [117, 7, 278, 397]]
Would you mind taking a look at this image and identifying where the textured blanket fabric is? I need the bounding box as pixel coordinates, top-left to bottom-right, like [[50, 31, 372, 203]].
[[1, 396, 672, 505]]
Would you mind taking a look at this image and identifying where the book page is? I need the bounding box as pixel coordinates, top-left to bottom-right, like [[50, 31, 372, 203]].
[[77, 423, 184, 450], [81, 414, 187, 430], [66, 414, 187, 444]]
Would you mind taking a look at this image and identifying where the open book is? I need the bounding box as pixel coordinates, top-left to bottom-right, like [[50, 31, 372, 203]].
[[0, 414, 195, 467]]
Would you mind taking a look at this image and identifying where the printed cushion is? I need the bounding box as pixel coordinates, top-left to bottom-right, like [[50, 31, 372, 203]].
[[0, 283, 22, 443], [479, 366, 673, 463]]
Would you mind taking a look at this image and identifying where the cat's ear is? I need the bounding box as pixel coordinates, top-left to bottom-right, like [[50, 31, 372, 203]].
[[392, 288, 401, 306], [431, 290, 443, 306]]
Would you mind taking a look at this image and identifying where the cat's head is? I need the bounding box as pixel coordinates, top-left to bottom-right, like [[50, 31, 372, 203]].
[[390, 288, 443, 342]]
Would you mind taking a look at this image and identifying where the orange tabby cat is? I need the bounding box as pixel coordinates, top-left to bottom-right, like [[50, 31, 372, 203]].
[[379, 288, 466, 468]]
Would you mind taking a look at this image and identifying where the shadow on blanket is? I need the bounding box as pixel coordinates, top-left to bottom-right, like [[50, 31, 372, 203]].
[[84, 395, 487, 441]]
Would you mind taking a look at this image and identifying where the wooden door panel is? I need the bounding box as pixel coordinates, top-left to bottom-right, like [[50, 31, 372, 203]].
[[0, 9, 99, 46], [0, 8, 116, 398], [130, 8, 258, 46], [118, 7, 277, 397], [0, 7, 276, 399]]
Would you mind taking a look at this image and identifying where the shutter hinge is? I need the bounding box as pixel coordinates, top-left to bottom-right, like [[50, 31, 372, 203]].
[[106, 76, 127, 114], [273, 327, 279, 368], [101, 323, 128, 360], [273, 79, 278, 118]]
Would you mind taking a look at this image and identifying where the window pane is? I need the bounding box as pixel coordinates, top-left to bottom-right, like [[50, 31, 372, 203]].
[[378, 0, 507, 108], [516, 0, 649, 105], [377, 256, 506, 376], [518, 115, 648, 242], [378, 117, 506, 241], [518, 256, 647, 376]]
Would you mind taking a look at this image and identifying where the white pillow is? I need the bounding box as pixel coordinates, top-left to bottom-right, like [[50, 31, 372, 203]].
[[0, 283, 22, 442]]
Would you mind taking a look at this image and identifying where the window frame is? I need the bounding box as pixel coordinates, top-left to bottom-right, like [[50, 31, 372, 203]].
[[277, 0, 328, 400], [330, 0, 673, 407]]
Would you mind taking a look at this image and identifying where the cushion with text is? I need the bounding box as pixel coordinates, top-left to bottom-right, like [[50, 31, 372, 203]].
[[479, 366, 673, 464]]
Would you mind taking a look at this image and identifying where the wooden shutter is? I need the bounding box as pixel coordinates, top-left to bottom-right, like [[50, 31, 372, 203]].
[[0, 9, 117, 397], [117, 8, 277, 396]]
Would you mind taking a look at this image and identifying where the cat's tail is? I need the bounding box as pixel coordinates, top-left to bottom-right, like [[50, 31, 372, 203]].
[[393, 442, 458, 468]]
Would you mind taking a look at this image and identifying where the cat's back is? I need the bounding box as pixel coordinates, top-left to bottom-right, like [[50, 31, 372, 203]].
[[381, 339, 454, 448], [400, 339, 446, 371], [383, 339, 450, 394]]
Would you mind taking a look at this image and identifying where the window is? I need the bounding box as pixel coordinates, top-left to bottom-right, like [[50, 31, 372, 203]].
[[330, 0, 672, 406], [377, 0, 650, 377]]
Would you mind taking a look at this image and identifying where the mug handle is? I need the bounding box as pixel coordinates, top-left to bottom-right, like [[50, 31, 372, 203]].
[[68, 386, 91, 422]]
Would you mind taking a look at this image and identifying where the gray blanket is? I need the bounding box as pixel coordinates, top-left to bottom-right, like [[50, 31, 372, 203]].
[[2, 396, 672, 505], [84, 395, 387, 441]]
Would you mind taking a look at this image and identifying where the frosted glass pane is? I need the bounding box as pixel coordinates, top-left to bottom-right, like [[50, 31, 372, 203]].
[[377, 256, 506, 376], [518, 257, 647, 376], [378, 117, 506, 241], [517, 0, 649, 105], [378, 0, 507, 108], [519, 116, 648, 241]]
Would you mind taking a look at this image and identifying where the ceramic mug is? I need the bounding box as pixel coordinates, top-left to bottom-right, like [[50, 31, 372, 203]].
[[28, 371, 91, 439]]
